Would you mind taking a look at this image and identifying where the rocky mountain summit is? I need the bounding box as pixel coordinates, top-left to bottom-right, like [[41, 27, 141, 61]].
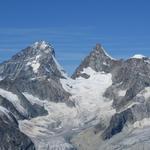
[[71, 44, 150, 150], [72, 44, 121, 78], [0, 41, 150, 150], [0, 41, 71, 149], [0, 41, 69, 102], [0, 106, 35, 150]]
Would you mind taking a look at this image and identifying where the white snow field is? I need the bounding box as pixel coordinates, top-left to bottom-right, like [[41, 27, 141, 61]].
[[131, 54, 146, 59], [19, 67, 115, 150]]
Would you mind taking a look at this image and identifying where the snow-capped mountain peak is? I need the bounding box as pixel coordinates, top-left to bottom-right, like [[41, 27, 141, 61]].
[[31, 41, 54, 54], [72, 44, 119, 78], [10, 41, 55, 63], [131, 54, 146, 59], [0, 41, 67, 81], [32, 41, 49, 49], [0, 41, 70, 107], [29, 40, 55, 57], [1, 41, 150, 150]]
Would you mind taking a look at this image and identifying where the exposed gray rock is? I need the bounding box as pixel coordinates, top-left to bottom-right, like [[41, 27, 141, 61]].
[[0, 41, 70, 103], [1, 41, 150, 150], [0, 83, 48, 119], [102, 100, 150, 140], [71, 44, 150, 149], [72, 44, 122, 78], [0, 41, 73, 150], [102, 108, 134, 139], [0, 107, 35, 150], [0, 95, 26, 120], [10, 87, 48, 118], [104, 57, 150, 110]]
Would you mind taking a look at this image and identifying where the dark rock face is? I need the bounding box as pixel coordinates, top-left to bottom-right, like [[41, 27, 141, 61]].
[[0, 107, 35, 150], [0, 41, 70, 122], [0, 83, 48, 119], [0, 41, 71, 149], [102, 109, 134, 139], [0, 41, 70, 103], [72, 44, 150, 141], [1, 41, 150, 149], [93, 53, 150, 140], [12, 88, 48, 118], [104, 57, 150, 110], [103, 58, 150, 139], [0, 41, 56, 80], [72, 44, 122, 78], [102, 100, 150, 140], [103, 58, 150, 140], [73, 45, 150, 107], [0, 95, 26, 120]]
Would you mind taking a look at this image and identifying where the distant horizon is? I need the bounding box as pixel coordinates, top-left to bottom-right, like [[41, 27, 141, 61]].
[[0, 0, 150, 73]]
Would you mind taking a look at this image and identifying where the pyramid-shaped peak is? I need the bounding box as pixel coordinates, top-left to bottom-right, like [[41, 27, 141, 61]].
[[72, 44, 118, 78], [0, 41, 66, 80], [93, 43, 115, 60], [32, 40, 53, 50], [9, 41, 56, 64], [27, 40, 55, 56], [95, 43, 102, 50]]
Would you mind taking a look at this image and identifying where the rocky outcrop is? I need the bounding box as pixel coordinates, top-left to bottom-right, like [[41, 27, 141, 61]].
[[0, 107, 35, 150], [72, 44, 122, 78], [1, 41, 150, 150], [71, 44, 150, 150], [0, 41, 72, 149], [0, 41, 70, 103]]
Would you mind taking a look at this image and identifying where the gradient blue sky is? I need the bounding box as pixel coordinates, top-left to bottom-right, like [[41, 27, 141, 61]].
[[0, 0, 150, 74]]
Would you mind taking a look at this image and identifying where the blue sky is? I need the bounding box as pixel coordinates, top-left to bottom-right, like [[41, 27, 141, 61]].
[[0, 0, 150, 74]]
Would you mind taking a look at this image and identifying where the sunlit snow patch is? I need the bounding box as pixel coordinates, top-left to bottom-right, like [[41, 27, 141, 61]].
[[0, 88, 27, 115], [0, 106, 13, 121], [133, 118, 150, 128], [101, 46, 116, 60], [26, 55, 41, 73], [61, 67, 115, 125], [137, 87, 150, 100], [118, 90, 126, 97], [19, 67, 115, 150], [0, 76, 3, 81], [131, 54, 146, 59]]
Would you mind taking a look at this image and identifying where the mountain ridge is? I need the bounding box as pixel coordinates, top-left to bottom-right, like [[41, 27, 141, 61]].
[[0, 41, 150, 150]]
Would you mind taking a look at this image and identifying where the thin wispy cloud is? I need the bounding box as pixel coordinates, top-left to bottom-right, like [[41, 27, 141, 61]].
[[0, 27, 150, 73], [57, 52, 86, 61]]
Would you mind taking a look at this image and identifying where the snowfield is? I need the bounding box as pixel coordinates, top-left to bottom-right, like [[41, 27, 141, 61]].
[[1, 41, 150, 150], [19, 67, 115, 150], [131, 54, 146, 59], [61, 67, 115, 125]]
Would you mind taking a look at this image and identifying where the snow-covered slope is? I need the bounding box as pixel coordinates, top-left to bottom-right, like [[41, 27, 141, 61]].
[[61, 67, 115, 125], [71, 46, 150, 150], [19, 66, 115, 150], [0, 41, 71, 150], [0, 88, 27, 115], [131, 54, 146, 59], [1, 42, 150, 150]]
